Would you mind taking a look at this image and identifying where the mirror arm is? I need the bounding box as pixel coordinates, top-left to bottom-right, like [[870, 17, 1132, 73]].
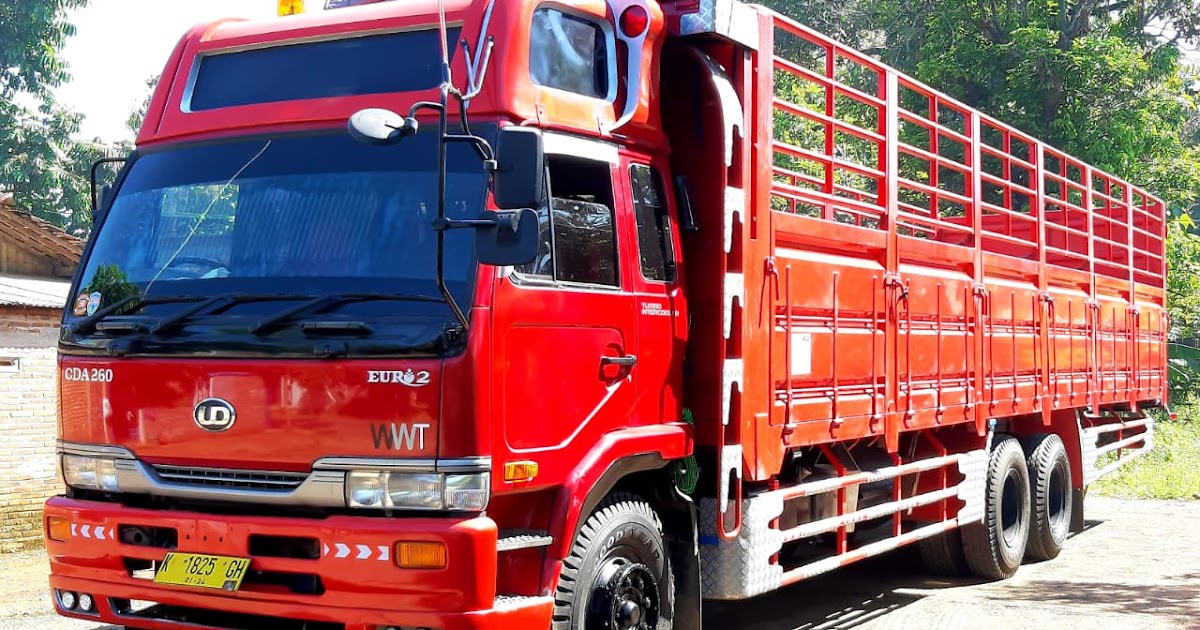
[[407, 101, 444, 118], [433, 215, 514, 232], [446, 134, 494, 163]]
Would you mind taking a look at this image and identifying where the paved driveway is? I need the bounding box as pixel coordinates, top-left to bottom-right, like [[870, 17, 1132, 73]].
[[4, 496, 1197, 629]]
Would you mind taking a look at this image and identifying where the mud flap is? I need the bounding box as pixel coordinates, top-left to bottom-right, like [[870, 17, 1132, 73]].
[[1070, 487, 1086, 534], [666, 487, 703, 629]]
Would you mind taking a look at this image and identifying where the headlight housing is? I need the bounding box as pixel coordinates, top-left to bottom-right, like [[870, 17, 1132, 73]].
[[345, 470, 489, 511], [61, 455, 120, 492]]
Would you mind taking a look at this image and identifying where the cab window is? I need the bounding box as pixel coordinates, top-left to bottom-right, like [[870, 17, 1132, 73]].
[[515, 156, 619, 287], [630, 164, 675, 282], [529, 8, 610, 99]]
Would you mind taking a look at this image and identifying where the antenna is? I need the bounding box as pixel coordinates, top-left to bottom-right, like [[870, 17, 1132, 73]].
[[438, 0, 452, 88]]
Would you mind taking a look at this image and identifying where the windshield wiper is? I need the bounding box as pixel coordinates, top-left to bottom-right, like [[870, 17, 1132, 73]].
[[299, 320, 375, 336], [249, 293, 445, 336], [149, 293, 312, 336], [69, 295, 203, 336], [74, 293, 318, 338]]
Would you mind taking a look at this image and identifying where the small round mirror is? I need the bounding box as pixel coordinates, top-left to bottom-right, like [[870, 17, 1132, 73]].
[[347, 108, 414, 145]]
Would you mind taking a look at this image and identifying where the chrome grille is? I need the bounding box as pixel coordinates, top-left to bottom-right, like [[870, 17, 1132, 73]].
[[151, 465, 309, 493]]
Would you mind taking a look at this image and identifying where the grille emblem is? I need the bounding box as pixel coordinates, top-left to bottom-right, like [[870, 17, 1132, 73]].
[[194, 398, 236, 432]]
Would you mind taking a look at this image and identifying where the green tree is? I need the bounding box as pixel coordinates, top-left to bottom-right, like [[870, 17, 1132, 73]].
[[0, 0, 102, 233]]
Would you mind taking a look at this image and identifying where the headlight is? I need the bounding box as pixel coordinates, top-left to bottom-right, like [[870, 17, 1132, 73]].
[[444, 473, 490, 511], [345, 471, 489, 511], [62, 455, 120, 492]]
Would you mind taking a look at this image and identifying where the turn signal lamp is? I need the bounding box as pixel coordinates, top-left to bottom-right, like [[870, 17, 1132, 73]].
[[503, 460, 539, 483], [620, 5, 650, 38], [47, 516, 71, 542], [278, 0, 304, 16], [395, 541, 447, 569]]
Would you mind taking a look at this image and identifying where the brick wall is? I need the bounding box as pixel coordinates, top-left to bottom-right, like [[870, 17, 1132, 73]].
[[0, 305, 62, 552]]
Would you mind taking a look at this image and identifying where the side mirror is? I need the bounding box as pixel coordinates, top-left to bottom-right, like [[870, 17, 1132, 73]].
[[348, 108, 418, 145], [95, 185, 113, 223], [493, 127, 544, 210], [90, 156, 126, 222], [475, 208, 539, 266]]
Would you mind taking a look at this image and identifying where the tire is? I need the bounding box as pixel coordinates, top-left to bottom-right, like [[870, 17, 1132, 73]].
[[553, 493, 674, 630], [919, 528, 970, 577], [960, 436, 1031, 580], [1023, 433, 1072, 561]]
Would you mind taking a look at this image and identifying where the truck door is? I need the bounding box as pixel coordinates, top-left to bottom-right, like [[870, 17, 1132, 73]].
[[624, 160, 687, 424], [492, 148, 638, 476]]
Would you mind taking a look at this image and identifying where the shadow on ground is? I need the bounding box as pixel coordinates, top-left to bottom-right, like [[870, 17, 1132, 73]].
[[704, 546, 975, 630], [998, 579, 1200, 623], [703, 519, 1109, 630]]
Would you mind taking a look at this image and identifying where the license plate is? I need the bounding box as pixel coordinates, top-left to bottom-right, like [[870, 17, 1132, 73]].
[[153, 552, 251, 591]]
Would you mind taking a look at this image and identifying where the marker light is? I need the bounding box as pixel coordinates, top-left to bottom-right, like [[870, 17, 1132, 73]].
[[620, 5, 650, 38], [503, 460, 539, 483], [47, 516, 71, 542], [395, 541, 448, 569]]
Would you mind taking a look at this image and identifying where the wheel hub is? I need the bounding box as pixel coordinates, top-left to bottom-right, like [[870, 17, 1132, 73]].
[[590, 560, 659, 629]]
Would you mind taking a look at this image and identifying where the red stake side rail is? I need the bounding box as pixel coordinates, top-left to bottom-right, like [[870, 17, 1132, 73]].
[[684, 6, 1163, 597], [737, 11, 1166, 466]]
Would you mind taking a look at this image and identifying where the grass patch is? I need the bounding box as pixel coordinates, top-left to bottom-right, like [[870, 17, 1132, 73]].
[[1091, 408, 1200, 500]]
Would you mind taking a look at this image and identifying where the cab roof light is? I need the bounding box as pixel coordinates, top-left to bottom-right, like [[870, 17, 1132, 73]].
[[278, 0, 304, 16], [619, 5, 650, 38]]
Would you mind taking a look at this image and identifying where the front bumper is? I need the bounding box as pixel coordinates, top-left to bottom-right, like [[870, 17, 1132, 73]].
[[44, 496, 552, 630]]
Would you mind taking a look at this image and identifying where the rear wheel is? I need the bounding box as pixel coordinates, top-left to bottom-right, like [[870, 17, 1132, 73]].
[[553, 493, 674, 630], [1023, 433, 1072, 560], [961, 436, 1030, 580]]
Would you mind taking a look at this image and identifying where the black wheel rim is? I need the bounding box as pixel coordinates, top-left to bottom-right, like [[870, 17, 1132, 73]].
[[1048, 461, 1069, 530], [1001, 470, 1025, 546], [589, 559, 660, 630]]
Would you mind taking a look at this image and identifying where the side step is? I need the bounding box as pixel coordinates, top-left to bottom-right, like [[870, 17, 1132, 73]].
[[497, 530, 553, 552]]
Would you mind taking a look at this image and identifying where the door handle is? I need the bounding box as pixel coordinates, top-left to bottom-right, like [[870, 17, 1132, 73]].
[[601, 355, 638, 367]]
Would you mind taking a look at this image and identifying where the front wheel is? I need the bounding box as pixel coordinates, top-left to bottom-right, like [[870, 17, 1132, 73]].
[[552, 493, 674, 630]]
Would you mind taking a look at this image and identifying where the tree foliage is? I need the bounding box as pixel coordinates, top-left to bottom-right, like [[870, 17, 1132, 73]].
[[0, 0, 110, 236]]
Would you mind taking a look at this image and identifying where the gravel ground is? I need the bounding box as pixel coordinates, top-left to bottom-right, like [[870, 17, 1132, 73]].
[[3, 496, 1197, 630]]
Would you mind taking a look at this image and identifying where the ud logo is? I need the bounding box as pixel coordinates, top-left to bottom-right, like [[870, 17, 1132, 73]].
[[194, 398, 237, 432]]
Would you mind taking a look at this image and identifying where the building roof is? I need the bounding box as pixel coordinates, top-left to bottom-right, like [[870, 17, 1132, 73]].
[[0, 193, 85, 270], [0, 273, 71, 309]]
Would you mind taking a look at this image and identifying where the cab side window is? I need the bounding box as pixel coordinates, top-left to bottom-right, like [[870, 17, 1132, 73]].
[[630, 164, 676, 282], [529, 8, 611, 99], [515, 156, 619, 287]]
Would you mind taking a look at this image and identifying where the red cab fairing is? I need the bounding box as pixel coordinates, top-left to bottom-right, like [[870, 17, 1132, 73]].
[[59, 357, 442, 470]]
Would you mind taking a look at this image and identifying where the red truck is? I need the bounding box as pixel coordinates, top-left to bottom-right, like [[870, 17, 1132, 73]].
[[45, 0, 1166, 628]]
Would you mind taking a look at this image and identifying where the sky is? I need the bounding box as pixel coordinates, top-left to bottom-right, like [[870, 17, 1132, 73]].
[[57, 0, 310, 142]]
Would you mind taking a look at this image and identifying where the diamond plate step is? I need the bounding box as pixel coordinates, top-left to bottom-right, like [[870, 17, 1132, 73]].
[[497, 531, 553, 552], [494, 594, 549, 610]]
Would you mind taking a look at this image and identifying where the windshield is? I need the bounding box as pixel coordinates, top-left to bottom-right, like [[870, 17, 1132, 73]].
[[67, 129, 491, 355]]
